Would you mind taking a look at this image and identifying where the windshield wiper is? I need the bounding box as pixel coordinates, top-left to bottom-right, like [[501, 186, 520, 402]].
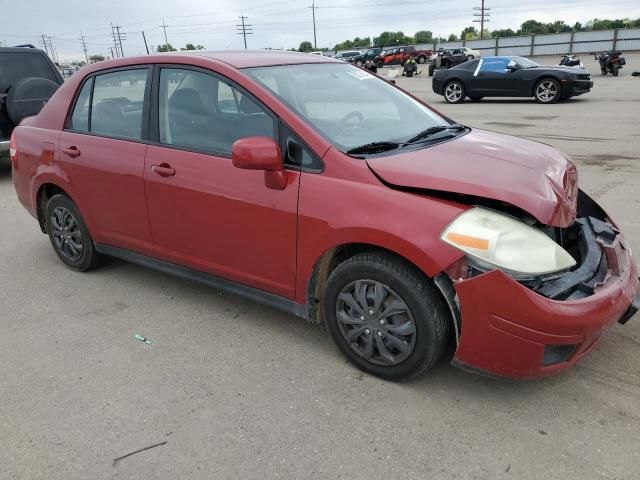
[[346, 141, 401, 155], [405, 124, 465, 144]]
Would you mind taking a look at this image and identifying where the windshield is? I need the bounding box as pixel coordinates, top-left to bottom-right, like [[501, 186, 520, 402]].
[[514, 57, 539, 69], [244, 63, 450, 152]]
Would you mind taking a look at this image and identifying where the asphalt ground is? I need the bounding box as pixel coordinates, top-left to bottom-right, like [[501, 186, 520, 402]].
[[1, 53, 639, 479]]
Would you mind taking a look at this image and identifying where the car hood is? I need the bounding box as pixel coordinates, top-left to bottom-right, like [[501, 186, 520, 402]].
[[534, 65, 584, 73], [365, 129, 578, 227]]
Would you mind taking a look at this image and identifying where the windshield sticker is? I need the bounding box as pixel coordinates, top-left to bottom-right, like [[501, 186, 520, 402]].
[[348, 69, 374, 80]]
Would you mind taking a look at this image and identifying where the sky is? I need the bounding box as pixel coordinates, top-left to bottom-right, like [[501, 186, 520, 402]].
[[3, 0, 640, 61]]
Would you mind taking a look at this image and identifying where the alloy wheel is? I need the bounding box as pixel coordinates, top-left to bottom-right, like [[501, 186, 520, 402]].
[[335, 279, 417, 366], [50, 206, 84, 262], [536, 80, 558, 103], [445, 82, 463, 102]]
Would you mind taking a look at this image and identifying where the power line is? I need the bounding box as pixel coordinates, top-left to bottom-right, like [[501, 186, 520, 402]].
[[309, 1, 319, 49], [236, 14, 253, 49], [473, 0, 491, 38]]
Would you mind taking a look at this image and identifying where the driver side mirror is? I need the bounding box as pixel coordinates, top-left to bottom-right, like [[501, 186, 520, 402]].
[[232, 137, 288, 190], [506, 60, 519, 72]]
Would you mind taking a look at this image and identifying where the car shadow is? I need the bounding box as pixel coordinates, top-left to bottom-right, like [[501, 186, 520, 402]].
[[441, 97, 591, 105]]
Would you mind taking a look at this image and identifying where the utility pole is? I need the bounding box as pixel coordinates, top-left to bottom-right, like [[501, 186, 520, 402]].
[[45, 36, 57, 63], [236, 14, 253, 49], [160, 19, 169, 49], [110, 24, 120, 58], [141, 30, 150, 54], [115, 25, 124, 57], [80, 32, 89, 64], [309, 1, 319, 49], [473, 0, 490, 39]]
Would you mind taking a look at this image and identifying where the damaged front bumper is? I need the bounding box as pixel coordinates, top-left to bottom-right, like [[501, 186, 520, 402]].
[[448, 215, 639, 379]]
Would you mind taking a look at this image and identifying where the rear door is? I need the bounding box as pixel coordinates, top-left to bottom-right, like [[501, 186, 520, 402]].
[[59, 67, 154, 255], [143, 66, 299, 298]]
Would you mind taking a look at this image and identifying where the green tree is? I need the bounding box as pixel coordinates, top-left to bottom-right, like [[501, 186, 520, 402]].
[[373, 31, 413, 47], [414, 30, 433, 43], [333, 37, 370, 51], [157, 43, 177, 52], [88, 54, 105, 62], [181, 43, 205, 50], [298, 41, 314, 52], [460, 26, 478, 40], [447, 33, 459, 42], [491, 28, 516, 38]]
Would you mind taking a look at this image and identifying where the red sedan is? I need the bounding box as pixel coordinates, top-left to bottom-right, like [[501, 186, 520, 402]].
[[10, 51, 639, 380]]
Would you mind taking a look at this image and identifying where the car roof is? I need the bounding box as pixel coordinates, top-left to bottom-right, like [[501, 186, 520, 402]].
[[188, 50, 339, 68], [0, 47, 48, 54]]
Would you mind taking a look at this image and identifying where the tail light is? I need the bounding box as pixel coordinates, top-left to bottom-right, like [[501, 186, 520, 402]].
[[9, 131, 18, 165]]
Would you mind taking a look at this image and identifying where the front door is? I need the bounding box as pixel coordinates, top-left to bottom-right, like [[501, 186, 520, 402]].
[[470, 57, 519, 97], [59, 67, 154, 255], [143, 67, 299, 298]]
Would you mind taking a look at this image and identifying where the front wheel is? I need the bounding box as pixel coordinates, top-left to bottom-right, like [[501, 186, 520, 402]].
[[534, 78, 561, 104], [417, 56, 426, 64], [45, 194, 102, 271], [612, 65, 619, 76], [428, 63, 436, 76], [601, 68, 608, 75], [467, 55, 474, 60], [355, 60, 363, 67], [444, 80, 466, 103], [323, 252, 450, 381]]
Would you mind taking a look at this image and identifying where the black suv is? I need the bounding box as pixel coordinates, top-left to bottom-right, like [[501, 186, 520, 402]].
[[0, 47, 63, 159], [351, 47, 383, 66]]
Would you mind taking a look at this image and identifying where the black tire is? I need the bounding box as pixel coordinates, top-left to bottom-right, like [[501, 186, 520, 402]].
[[534, 78, 561, 104], [376, 60, 383, 68], [45, 194, 102, 271], [6, 77, 60, 125], [601, 68, 608, 76], [355, 59, 363, 67], [428, 63, 436, 77], [324, 252, 450, 381], [612, 65, 619, 77], [443, 80, 466, 104], [417, 55, 426, 64], [468, 96, 483, 101], [467, 55, 474, 60]]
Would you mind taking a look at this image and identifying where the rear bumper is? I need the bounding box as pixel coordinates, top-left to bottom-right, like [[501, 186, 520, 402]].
[[452, 228, 639, 379]]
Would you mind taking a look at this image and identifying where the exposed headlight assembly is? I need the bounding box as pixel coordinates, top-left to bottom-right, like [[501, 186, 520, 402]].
[[441, 207, 576, 279]]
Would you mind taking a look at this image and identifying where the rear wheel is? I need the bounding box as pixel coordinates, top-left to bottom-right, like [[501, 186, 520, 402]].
[[444, 80, 466, 104], [467, 55, 475, 60], [45, 194, 102, 271], [323, 252, 450, 381], [355, 59, 363, 67], [534, 78, 561, 104], [428, 63, 436, 77], [417, 56, 426, 64]]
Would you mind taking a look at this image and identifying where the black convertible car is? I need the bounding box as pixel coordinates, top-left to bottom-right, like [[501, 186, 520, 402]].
[[432, 56, 593, 104]]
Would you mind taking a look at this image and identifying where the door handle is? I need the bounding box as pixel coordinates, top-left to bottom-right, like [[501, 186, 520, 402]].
[[151, 164, 176, 177], [62, 146, 81, 158]]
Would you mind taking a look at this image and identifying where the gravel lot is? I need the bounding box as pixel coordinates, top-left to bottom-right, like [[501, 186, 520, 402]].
[[1, 54, 639, 480]]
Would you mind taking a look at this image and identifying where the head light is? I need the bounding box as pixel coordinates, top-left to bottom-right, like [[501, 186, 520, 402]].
[[441, 207, 576, 278]]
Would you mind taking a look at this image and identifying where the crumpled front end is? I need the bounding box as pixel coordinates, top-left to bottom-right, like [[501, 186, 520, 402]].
[[445, 191, 640, 379]]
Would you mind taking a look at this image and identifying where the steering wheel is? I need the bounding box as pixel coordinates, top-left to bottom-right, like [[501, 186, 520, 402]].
[[340, 111, 364, 128]]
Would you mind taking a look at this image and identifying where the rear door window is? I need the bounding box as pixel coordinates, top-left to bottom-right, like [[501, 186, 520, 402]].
[[90, 69, 148, 140], [0, 52, 61, 92]]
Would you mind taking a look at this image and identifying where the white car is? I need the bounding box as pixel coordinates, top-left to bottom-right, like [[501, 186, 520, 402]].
[[430, 46, 482, 62]]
